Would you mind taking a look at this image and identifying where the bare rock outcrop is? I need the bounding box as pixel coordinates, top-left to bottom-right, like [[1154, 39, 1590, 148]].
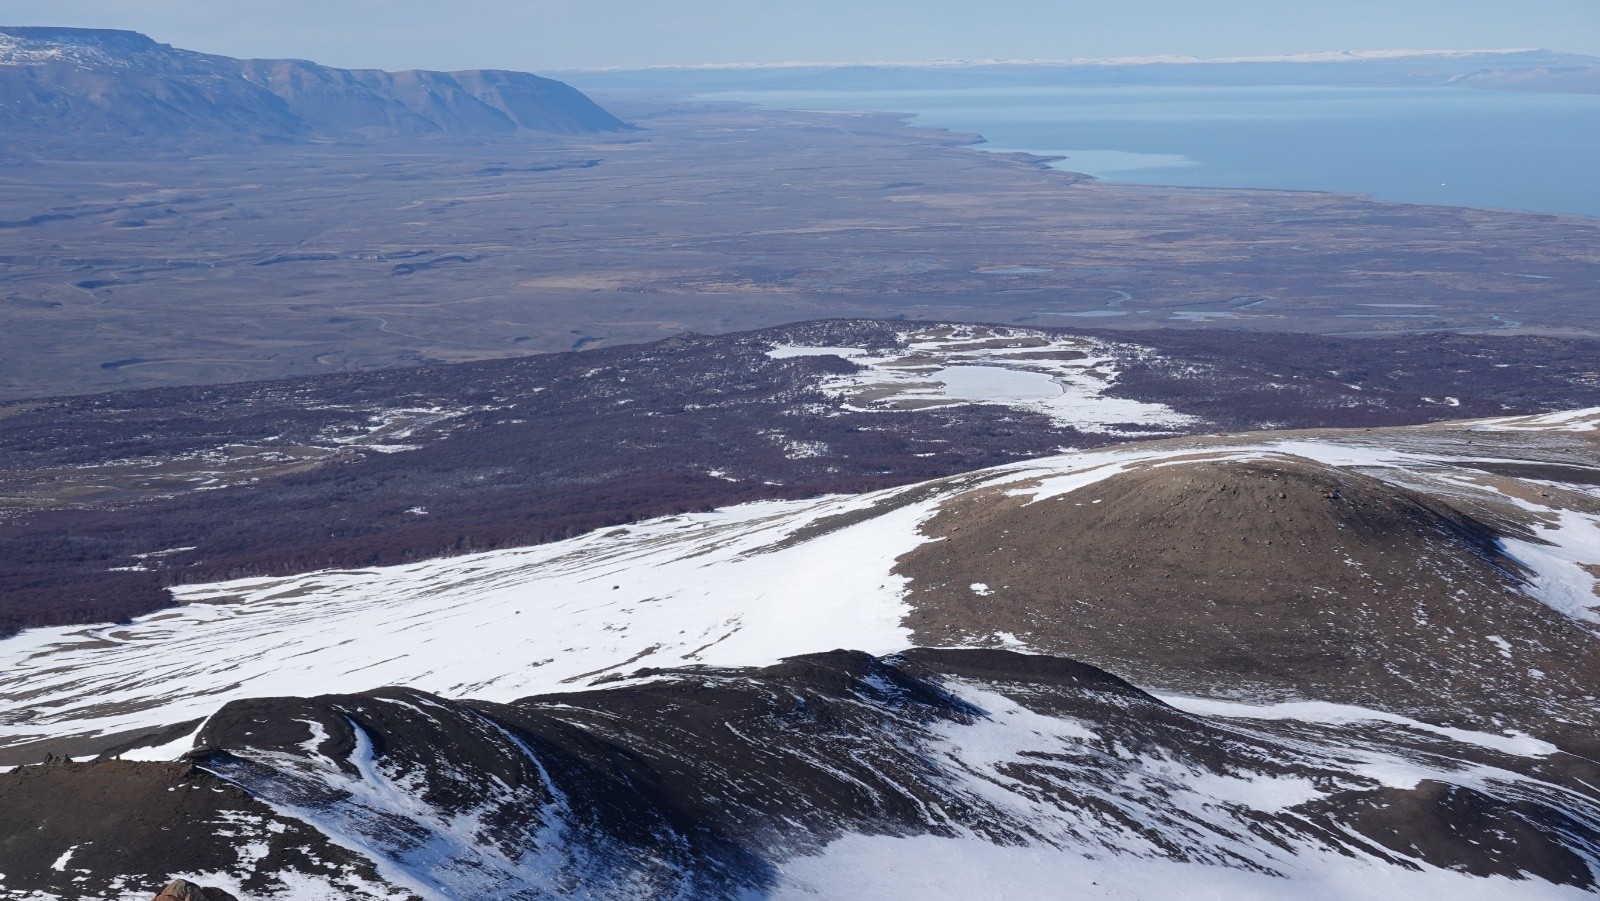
[[152, 878, 239, 901]]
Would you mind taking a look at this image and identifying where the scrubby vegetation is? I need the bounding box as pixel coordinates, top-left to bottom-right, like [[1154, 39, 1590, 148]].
[[1, 320, 1595, 635]]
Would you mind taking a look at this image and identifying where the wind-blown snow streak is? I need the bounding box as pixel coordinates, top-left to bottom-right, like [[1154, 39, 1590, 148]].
[[775, 675, 1599, 901], [1155, 694, 1560, 758]]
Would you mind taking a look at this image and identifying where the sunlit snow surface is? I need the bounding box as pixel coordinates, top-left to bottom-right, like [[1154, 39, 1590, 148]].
[[771, 836, 1598, 901], [0, 491, 928, 750], [1477, 407, 1600, 433]]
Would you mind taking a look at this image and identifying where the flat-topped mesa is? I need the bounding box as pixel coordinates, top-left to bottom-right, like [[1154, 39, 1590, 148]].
[[0, 26, 628, 141], [0, 27, 166, 64], [898, 454, 1600, 742]]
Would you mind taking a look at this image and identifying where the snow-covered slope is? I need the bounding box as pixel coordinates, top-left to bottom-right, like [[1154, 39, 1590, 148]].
[[2, 411, 1598, 899], [7, 648, 1599, 900], [4, 411, 1597, 762]]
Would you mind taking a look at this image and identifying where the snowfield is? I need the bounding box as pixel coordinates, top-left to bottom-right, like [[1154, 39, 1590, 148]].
[[0, 491, 922, 756], [770, 836, 1599, 901]]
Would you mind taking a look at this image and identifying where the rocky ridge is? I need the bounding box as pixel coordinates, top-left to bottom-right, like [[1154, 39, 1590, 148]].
[[4, 648, 1597, 899]]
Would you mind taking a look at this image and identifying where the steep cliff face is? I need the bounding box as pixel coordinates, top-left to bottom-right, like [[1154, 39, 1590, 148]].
[[0, 26, 628, 141]]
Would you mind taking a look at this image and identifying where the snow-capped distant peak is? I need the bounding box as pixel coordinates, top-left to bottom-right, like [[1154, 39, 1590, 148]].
[[564, 48, 1548, 73]]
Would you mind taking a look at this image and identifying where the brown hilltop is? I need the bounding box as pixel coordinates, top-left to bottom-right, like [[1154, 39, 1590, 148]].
[[898, 455, 1600, 745], [153, 878, 237, 901]]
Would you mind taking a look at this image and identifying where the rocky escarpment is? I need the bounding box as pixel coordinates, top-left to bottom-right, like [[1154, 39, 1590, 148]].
[[0, 26, 628, 143]]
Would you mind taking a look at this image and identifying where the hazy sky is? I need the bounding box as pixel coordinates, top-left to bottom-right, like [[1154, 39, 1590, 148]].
[[5, 0, 1598, 71]]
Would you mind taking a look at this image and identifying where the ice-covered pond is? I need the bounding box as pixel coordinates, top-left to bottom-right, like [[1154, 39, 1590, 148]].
[[934, 365, 1063, 402]]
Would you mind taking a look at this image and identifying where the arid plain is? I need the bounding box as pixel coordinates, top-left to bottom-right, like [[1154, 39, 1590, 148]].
[[3, 100, 1599, 398]]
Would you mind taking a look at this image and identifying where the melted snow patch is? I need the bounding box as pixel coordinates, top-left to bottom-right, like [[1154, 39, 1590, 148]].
[[783, 326, 1196, 435]]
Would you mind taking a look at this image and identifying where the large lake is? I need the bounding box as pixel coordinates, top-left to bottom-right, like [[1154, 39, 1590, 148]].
[[704, 85, 1600, 219]]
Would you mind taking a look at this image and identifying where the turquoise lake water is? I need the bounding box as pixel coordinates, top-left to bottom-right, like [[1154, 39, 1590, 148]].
[[704, 85, 1600, 219]]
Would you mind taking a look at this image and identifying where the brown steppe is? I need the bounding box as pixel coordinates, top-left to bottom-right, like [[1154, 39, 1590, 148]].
[[2, 102, 1598, 397]]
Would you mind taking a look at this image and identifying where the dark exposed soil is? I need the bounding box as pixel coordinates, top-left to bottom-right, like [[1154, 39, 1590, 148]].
[[0, 758, 404, 900], [1306, 780, 1598, 886]]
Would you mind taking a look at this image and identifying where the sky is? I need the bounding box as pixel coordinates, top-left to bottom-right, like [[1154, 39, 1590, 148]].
[[3, 0, 1598, 71]]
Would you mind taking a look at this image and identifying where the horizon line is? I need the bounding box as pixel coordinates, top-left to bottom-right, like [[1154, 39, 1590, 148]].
[[554, 47, 1554, 74]]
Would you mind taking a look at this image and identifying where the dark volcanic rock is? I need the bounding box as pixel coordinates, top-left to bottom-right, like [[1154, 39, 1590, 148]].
[[1309, 781, 1599, 887], [6, 649, 1599, 897], [0, 757, 408, 899]]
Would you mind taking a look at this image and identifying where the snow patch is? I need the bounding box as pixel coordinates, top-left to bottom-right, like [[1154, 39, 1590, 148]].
[[1499, 508, 1600, 624], [1155, 694, 1560, 758], [49, 847, 76, 872], [783, 326, 1196, 435], [771, 834, 1594, 901], [0, 488, 939, 749], [1475, 407, 1600, 433], [117, 724, 204, 762]]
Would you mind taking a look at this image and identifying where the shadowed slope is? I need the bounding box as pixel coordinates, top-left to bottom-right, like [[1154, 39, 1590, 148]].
[[5, 649, 1596, 899]]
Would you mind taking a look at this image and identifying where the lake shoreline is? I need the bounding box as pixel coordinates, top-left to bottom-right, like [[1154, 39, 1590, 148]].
[[700, 84, 1600, 220]]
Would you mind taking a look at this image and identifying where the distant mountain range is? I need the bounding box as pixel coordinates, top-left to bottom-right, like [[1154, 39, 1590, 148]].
[[560, 47, 1600, 95], [0, 26, 629, 142]]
